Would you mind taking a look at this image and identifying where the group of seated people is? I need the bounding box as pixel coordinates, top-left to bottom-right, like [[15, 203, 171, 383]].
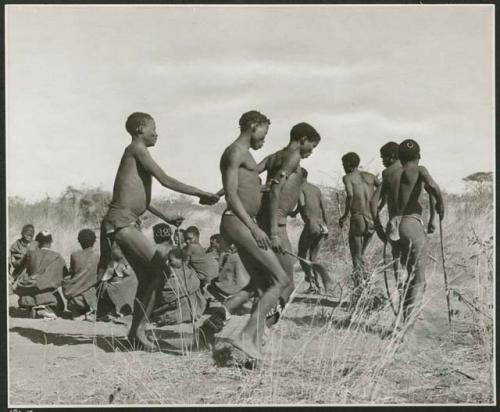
[[9, 222, 250, 326]]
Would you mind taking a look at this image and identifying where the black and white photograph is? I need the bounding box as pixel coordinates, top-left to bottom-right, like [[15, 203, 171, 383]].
[[5, 3, 495, 407]]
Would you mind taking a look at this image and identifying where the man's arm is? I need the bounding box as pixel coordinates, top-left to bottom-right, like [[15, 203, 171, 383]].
[[222, 147, 271, 249], [134, 145, 219, 204], [425, 184, 436, 233], [370, 181, 387, 242], [268, 151, 301, 253], [319, 192, 328, 225], [419, 166, 444, 220], [147, 204, 184, 227], [339, 175, 353, 227]]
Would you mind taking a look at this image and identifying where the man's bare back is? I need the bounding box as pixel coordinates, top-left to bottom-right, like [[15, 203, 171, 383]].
[[344, 170, 378, 217]]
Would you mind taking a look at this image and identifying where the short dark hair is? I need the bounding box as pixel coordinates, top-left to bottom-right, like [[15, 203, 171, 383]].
[[153, 223, 173, 244], [210, 234, 223, 243], [399, 139, 421, 162], [125, 112, 154, 136], [239, 110, 271, 132], [342, 152, 360, 169], [185, 226, 200, 238], [290, 122, 321, 143], [380, 142, 400, 159], [21, 224, 34, 235], [301, 167, 308, 179], [168, 248, 186, 261], [78, 229, 96, 249], [35, 230, 52, 246]]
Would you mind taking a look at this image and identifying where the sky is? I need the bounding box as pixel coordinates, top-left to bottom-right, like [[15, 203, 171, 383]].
[[6, 5, 495, 201]]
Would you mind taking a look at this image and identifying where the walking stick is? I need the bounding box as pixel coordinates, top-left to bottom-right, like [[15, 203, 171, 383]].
[[336, 192, 349, 263], [439, 220, 452, 325], [383, 241, 397, 316]]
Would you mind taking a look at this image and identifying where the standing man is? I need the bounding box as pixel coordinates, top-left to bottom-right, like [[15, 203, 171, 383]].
[[290, 168, 330, 292], [215, 110, 290, 361], [339, 152, 380, 298], [256, 122, 321, 323], [98, 112, 219, 350], [371, 139, 443, 323]]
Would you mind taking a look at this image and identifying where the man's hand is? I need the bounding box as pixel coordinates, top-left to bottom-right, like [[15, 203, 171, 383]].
[[427, 221, 436, 234], [199, 192, 220, 205], [250, 225, 272, 250], [270, 234, 285, 254], [319, 222, 329, 237], [339, 216, 347, 228]]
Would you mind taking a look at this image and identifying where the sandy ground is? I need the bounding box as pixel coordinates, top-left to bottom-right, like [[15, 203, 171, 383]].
[[8, 275, 494, 406]]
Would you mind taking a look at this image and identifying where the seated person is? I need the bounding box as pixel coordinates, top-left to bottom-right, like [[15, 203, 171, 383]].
[[205, 233, 229, 267], [14, 230, 67, 319], [9, 224, 36, 290], [207, 243, 251, 307], [97, 243, 138, 321], [62, 229, 100, 321], [150, 248, 207, 326], [183, 226, 218, 288]]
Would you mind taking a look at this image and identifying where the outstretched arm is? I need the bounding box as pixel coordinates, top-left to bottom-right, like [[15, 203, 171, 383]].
[[222, 148, 271, 250], [134, 145, 219, 204], [147, 204, 184, 227], [339, 175, 353, 227], [419, 166, 444, 220]]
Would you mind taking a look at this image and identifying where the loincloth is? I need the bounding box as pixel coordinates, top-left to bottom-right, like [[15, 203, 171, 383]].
[[386, 214, 424, 242], [102, 205, 141, 236]]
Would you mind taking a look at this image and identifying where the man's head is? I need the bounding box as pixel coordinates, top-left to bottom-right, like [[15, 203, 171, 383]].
[[21, 224, 35, 243], [78, 229, 96, 249], [239, 110, 271, 150], [341, 152, 360, 173], [290, 123, 321, 159], [125, 112, 157, 147], [399, 139, 421, 164], [184, 226, 200, 245], [167, 248, 185, 269], [380, 141, 400, 168], [153, 223, 173, 245], [301, 167, 308, 182], [35, 230, 52, 248]]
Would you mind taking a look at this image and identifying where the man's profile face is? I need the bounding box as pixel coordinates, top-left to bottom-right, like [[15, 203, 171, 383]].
[[185, 232, 199, 245], [299, 139, 318, 159], [381, 154, 395, 168], [250, 123, 269, 150], [141, 119, 158, 147]]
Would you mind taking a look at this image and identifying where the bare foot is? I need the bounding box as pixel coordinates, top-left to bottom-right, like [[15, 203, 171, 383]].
[[226, 334, 263, 360]]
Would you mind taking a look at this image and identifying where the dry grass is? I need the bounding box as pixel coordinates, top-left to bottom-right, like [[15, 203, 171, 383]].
[[8, 184, 494, 405]]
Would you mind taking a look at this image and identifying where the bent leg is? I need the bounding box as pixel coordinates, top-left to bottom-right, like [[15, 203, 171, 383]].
[[220, 215, 289, 359], [113, 226, 167, 350]]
